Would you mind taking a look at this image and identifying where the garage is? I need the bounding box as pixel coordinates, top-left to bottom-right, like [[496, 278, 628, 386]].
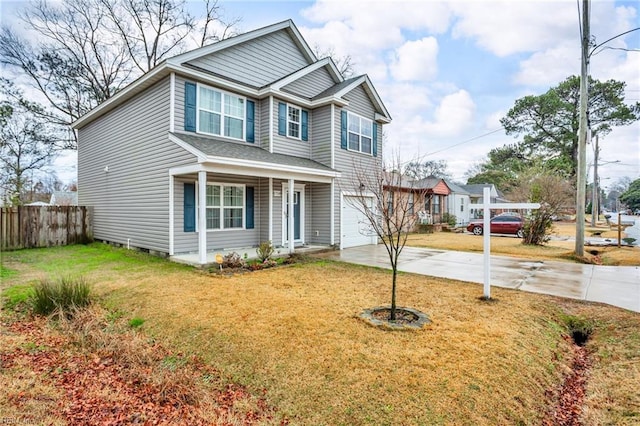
[[341, 195, 378, 248]]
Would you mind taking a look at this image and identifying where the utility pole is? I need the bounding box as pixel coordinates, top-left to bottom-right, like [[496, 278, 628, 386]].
[[590, 133, 599, 227], [575, 0, 590, 256]]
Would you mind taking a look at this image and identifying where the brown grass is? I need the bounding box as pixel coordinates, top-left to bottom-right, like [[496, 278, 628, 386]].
[[407, 221, 639, 266], [2, 244, 639, 424]]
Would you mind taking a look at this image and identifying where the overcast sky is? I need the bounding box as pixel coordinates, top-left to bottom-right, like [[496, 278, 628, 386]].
[[2, 0, 639, 188]]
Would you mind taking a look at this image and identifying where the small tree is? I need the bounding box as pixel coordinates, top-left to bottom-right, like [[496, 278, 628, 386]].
[[507, 172, 573, 245], [346, 156, 428, 320]]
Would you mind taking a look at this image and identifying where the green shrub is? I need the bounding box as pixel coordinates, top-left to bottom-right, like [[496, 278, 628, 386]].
[[441, 213, 457, 227], [31, 276, 92, 317], [256, 241, 275, 262]]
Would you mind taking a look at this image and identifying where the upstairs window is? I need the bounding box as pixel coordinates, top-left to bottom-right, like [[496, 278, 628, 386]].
[[197, 85, 245, 140], [347, 112, 373, 154], [288, 105, 301, 138]]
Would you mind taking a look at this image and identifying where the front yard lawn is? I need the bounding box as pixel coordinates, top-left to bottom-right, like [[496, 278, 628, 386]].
[[407, 222, 639, 266], [2, 243, 639, 424]]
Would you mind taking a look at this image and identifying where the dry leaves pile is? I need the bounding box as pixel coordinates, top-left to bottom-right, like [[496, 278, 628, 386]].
[[1, 312, 284, 425]]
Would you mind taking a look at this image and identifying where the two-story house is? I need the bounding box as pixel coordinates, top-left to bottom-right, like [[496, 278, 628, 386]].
[[73, 20, 391, 264]]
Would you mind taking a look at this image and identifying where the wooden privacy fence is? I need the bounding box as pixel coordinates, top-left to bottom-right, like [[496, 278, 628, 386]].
[[0, 206, 93, 250]]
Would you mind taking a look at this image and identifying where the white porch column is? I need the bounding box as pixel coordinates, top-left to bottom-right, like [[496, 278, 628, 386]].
[[169, 175, 174, 255], [198, 170, 207, 264], [288, 178, 295, 254], [330, 180, 335, 245], [268, 177, 273, 242]]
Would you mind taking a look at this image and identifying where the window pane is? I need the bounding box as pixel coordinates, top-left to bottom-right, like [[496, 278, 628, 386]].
[[224, 95, 244, 118], [224, 116, 243, 139], [223, 186, 243, 207], [288, 106, 300, 123], [348, 113, 359, 132], [206, 208, 220, 229], [224, 208, 243, 228], [361, 136, 371, 154], [361, 119, 372, 137], [199, 110, 221, 135], [199, 87, 221, 112], [348, 133, 359, 150], [206, 185, 220, 207], [288, 122, 299, 138]]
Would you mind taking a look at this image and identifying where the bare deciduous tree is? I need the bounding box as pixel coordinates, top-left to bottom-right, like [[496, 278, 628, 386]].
[[0, 0, 239, 149], [506, 172, 574, 245], [312, 44, 355, 78], [1, 80, 59, 205], [346, 156, 428, 320]]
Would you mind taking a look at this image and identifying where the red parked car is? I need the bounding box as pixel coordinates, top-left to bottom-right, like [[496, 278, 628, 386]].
[[466, 215, 525, 238]]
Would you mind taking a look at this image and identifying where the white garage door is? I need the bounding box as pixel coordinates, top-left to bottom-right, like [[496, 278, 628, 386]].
[[341, 196, 377, 248]]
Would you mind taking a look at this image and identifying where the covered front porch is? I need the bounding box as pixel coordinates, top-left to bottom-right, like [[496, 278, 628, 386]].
[[167, 135, 341, 264]]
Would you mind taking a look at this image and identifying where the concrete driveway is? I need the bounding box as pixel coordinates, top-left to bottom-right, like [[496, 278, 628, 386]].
[[321, 245, 640, 313]]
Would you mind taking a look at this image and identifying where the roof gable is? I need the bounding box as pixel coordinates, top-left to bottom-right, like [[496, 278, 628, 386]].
[[327, 75, 391, 123], [181, 27, 313, 88]]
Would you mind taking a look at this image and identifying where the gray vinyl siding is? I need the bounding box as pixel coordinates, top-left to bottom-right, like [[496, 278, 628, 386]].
[[311, 105, 332, 167], [173, 174, 261, 253], [174, 75, 185, 131], [282, 67, 336, 98], [272, 98, 311, 158], [258, 177, 270, 243], [259, 98, 271, 150], [186, 30, 310, 88], [332, 83, 383, 244], [308, 182, 331, 245], [77, 76, 196, 254]]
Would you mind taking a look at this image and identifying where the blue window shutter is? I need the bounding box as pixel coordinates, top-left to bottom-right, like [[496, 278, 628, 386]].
[[301, 110, 308, 141], [278, 102, 286, 136], [245, 186, 254, 229], [340, 110, 348, 150], [246, 100, 255, 143], [184, 82, 196, 132], [372, 122, 378, 157], [183, 183, 196, 232]]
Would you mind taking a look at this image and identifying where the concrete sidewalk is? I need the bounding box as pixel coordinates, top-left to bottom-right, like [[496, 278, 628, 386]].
[[321, 245, 640, 313]]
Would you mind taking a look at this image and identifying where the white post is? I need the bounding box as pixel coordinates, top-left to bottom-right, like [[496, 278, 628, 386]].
[[169, 175, 174, 256], [268, 178, 273, 242], [288, 178, 295, 254], [483, 187, 491, 299], [198, 170, 207, 264]]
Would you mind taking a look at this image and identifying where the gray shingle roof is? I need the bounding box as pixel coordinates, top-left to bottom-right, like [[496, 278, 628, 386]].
[[312, 76, 362, 100], [171, 132, 337, 173], [445, 180, 469, 194]]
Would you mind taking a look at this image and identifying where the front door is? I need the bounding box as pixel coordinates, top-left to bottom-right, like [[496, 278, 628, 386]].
[[286, 191, 301, 241], [282, 184, 305, 246]]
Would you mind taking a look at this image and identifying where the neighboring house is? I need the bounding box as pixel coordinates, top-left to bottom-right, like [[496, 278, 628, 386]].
[[50, 191, 78, 206], [72, 20, 391, 264], [462, 183, 509, 218], [444, 180, 471, 226], [384, 175, 451, 229]]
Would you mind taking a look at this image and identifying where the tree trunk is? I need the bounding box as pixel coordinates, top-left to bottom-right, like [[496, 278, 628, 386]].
[[390, 266, 397, 320]]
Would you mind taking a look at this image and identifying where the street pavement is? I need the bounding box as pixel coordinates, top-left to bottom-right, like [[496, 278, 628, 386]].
[[321, 245, 640, 313]]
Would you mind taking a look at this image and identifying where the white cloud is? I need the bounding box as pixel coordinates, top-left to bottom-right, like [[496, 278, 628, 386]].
[[484, 110, 505, 130], [450, 1, 577, 57], [424, 90, 475, 137], [513, 43, 578, 87], [390, 37, 438, 82]]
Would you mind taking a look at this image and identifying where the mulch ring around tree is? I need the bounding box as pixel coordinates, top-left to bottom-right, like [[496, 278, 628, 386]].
[[359, 306, 430, 330]]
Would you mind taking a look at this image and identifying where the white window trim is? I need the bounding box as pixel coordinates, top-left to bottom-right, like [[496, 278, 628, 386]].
[[195, 82, 246, 142], [287, 103, 302, 140], [195, 182, 246, 232], [346, 112, 373, 155]]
